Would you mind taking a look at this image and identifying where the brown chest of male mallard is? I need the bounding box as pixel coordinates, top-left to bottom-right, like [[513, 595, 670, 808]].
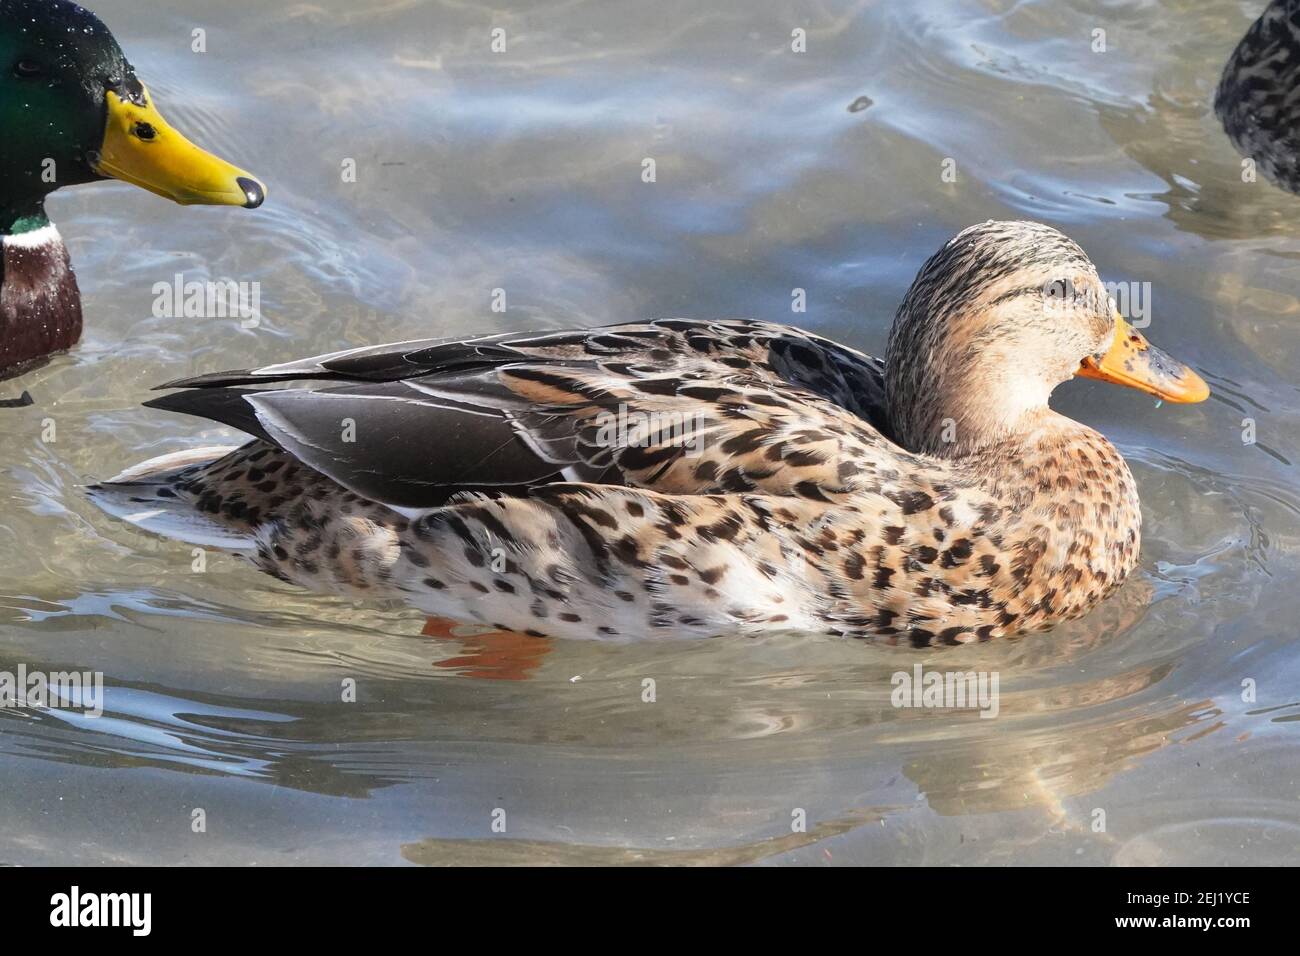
[[89, 221, 1208, 646], [0, 225, 81, 377], [0, 0, 265, 381]]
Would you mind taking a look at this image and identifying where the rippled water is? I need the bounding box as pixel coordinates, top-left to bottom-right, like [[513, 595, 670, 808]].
[[2, 0, 1298, 865]]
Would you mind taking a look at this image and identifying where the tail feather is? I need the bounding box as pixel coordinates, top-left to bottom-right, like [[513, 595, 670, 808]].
[[142, 388, 275, 443], [86, 445, 258, 551]]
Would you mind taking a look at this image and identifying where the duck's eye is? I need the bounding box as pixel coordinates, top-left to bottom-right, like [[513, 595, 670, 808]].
[[13, 59, 43, 78], [1043, 278, 1077, 302]]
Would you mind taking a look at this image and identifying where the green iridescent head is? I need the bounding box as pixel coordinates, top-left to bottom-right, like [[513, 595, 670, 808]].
[[0, 0, 265, 234]]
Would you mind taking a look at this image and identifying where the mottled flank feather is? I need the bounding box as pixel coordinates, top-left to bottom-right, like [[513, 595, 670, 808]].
[[91, 222, 1148, 645]]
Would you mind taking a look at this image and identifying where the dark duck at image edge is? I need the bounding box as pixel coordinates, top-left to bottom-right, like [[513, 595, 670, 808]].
[[0, 0, 266, 383], [90, 221, 1210, 647], [1216, 0, 1300, 194]]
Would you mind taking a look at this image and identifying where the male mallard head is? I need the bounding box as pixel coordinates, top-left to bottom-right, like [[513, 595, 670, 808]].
[[885, 221, 1208, 457], [1215, 0, 1300, 194], [0, 0, 264, 233]]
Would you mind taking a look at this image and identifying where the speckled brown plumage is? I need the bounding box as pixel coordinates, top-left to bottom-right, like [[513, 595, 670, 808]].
[[92, 221, 1167, 645]]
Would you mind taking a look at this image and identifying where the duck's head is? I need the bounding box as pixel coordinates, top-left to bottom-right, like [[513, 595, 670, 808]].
[[886, 220, 1209, 457], [0, 0, 265, 233]]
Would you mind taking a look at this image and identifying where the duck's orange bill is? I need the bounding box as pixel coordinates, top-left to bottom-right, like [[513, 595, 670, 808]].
[[1076, 314, 1209, 403]]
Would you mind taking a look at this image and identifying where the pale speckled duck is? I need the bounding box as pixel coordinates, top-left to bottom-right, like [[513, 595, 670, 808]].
[[89, 221, 1209, 647]]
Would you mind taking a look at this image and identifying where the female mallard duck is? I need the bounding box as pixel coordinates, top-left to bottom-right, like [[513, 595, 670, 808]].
[[90, 221, 1208, 646], [1216, 0, 1300, 194], [0, 0, 265, 379]]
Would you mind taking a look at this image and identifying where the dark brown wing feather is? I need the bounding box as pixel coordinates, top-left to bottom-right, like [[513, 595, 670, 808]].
[[145, 319, 897, 509]]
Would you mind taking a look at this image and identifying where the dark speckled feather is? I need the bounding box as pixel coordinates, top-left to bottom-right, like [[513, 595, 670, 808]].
[[1216, 0, 1300, 194]]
